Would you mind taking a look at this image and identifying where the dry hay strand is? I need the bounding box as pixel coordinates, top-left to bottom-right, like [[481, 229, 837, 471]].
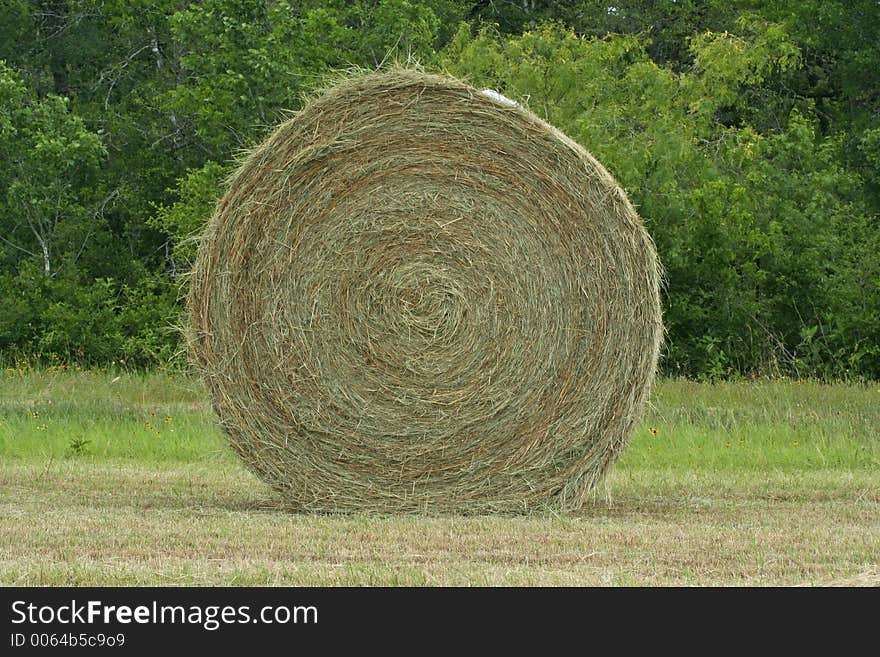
[[187, 69, 663, 513]]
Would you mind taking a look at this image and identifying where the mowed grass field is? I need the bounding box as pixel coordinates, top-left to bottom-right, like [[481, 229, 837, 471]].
[[1, 367, 878, 586]]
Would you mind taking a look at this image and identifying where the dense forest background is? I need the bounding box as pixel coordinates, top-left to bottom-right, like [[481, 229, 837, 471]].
[[0, 0, 878, 379]]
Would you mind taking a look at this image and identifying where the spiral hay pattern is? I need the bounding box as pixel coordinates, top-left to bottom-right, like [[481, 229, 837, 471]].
[[187, 70, 662, 513]]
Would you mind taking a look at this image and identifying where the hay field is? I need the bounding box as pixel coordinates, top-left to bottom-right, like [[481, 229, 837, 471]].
[[1, 369, 877, 586]]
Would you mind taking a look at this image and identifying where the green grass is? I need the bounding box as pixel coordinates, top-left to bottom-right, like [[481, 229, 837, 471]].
[[1, 368, 878, 586], [0, 367, 224, 461], [626, 378, 880, 471], [3, 368, 877, 471]]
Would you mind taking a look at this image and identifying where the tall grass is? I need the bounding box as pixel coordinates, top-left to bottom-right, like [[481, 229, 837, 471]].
[[1, 369, 878, 471], [622, 378, 880, 471]]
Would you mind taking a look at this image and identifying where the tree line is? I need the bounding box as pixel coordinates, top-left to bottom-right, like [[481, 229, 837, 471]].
[[1, 0, 878, 379]]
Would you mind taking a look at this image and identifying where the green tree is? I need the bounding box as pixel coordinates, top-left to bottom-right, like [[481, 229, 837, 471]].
[[0, 2, 876, 377], [0, 61, 105, 278]]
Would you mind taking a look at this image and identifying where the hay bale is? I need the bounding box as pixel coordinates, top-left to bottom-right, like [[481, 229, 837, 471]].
[[187, 69, 662, 513]]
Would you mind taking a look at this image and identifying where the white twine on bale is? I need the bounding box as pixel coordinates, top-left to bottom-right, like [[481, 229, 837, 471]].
[[479, 88, 521, 108]]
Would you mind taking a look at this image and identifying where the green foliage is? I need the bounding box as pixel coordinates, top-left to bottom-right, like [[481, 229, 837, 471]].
[[0, 61, 106, 275], [688, 14, 801, 117], [0, 265, 178, 367], [162, 0, 449, 158], [150, 162, 230, 268], [0, 2, 876, 379]]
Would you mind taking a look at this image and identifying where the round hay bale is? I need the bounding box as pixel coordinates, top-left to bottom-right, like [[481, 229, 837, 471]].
[[187, 69, 662, 513]]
